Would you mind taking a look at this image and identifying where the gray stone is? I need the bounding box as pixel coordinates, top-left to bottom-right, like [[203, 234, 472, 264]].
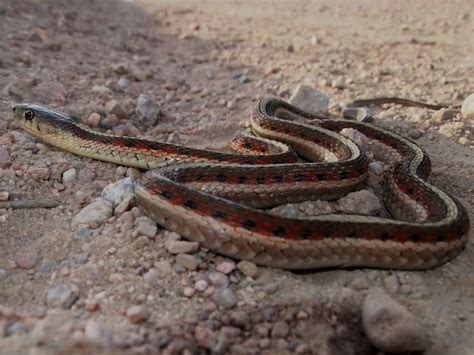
[[101, 177, 136, 207], [432, 108, 454, 123], [143, 268, 161, 286], [461, 93, 474, 119], [176, 253, 200, 270], [72, 198, 113, 227], [336, 190, 382, 216], [212, 288, 237, 309], [105, 99, 127, 119], [62, 168, 77, 184], [118, 76, 131, 89], [362, 288, 428, 353], [0, 147, 11, 169], [289, 84, 329, 115], [4, 321, 26, 336], [84, 319, 113, 346], [76, 227, 92, 238], [216, 260, 236, 274], [165, 240, 199, 254], [135, 216, 157, 237], [47, 283, 78, 309], [0, 269, 7, 282], [136, 94, 161, 127], [126, 305, 149, 323], [237, 260, 259, 278], [154, 260, 172, 275], [271, 321, 290, 338], [208, 272, 229, 288], [331, 77, 346, 89]]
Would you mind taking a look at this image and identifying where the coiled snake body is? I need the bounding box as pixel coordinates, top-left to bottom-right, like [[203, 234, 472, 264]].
[[12, 97, 469, 269]]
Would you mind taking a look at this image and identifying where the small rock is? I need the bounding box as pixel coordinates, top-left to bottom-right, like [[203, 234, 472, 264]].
[[101, 177, 135, 207], [362, 288, 428, 352], [135, 216, 157, 237], [0, 147, 11, 169], [76, 227, 92, 238], [368, 161, 384, 175], [461, 93, 474, 119], [408, 128, 424, 139], [87, 113, 101, 127], [117, 76, 130, 89], [176, 254, 200, 270], [126, 305, 149, 323], [136, 94, 161, 127], [0, 269, 8, 282], [165, 240, 199, 254], [91, 85, 112, 96], [72, 198, 113, 228], [339, 128, 369, 152], [336, 190, 382, 216], [208, 272, 229, 288], [432, 108, 454, 123], [15, 253, 38, 269], [183, 287, 195, 297], [195, 279, 209, 292], [216, 260, 236, 274], [331, 77, 346, 89], [143, 268, 161, 286], [154, 260, 172, 275], [212, 288, 237, 309], [289, 84, 329, 115], [84, 319, 112, 345], [112, 62, 129, 74], [85, 299, 100, 312], [4, 321, 26, 336], [47, 283, 78, 309], [271, 321, 290, 338], [0, 191, 9, 201], [237, 260, 258, 278], [105, 99, 127, 119], [28, 167, 50, 180], [62, 168, 77, 184]]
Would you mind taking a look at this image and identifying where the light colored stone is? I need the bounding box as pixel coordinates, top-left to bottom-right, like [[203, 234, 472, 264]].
[[62, 168, 77, 184], [432, 108, 454, 123], [87, 113, 101, 127], [362, 288, 428, 352], [28, 167, 50, 180], [105, 99, 127, 119], [101, 177, 136, 207], [47, 283, 77, 309], [136, 94, 161, 127], [154, 260, 172, 275], [135, 216, 157, 237], [165, 240, 199, 254], [176, 253, 200, 270], [15, 253, 38, 269], [0, 191, 9, 202], [84, 319, 112, 345], [461, 93, 474, 119], [126, 305, 149, 323], [216, 260, 236, 274], [237, 260, 259, 278], [331, 77, 346, 89], [289, 84, 329, 115], [336, 190, 382, 216], [212, 288, 237, 309], [72, 198, 113, 227], [143, 268, 161, 286]]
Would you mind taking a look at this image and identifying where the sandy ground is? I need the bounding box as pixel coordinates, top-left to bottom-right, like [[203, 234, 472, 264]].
[[0, 0, 473, 354]]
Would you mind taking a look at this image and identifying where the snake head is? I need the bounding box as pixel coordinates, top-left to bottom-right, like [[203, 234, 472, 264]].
[[12, 103, 71, 138]]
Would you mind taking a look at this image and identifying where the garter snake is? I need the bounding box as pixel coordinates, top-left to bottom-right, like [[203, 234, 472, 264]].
[[12, 97, 469, 269]]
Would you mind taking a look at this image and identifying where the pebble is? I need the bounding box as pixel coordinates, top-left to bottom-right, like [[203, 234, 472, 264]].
[[331, 77, 346, 89], [0, 269, 7, 282], [135, 216, 157, 237], [0, 147, 11, 168], [101, 177, 136, 207], [85, 299, 100, 312], [336, 190, 382, 216], [183, 287, 195, 297], [176, 253, 200, 270], [165, 240, 199, 254], [143, 268, 161, 286], [76, 227, 92, 238], [216, 260, 236, 274], [461, 93, 474, 119], [87, 112, 101, 127], [362, 288, 428, 352], [208, 272, 229, 288], [195, 279, 209, 292], [271, 321, 290, 338], [117, 76, 131, 89], [15, 253, 38, 269], [368, 161, 384, 175], [4, 321, 26, 336], [28, 167, 50, 180], [91, 85, 112, 96], [105, 99, 127, 119], [154, 260, 172, 275], [126, 305, 149, 323], [47, 283, 78, 309], [0, 191, 9, 201], [136, 94, 161, 127], [112, 62, 129, 74], [84, 319, 112, 345], [62, 168, 77, 184], [212, 288, 237, 309], [289, 84, 329, 115], [432, 108, 454, 123], [71, 198, 113, 227], [339, 128, 369, 152], [237, 260, 258, 278], [408, 128, 424, 139]]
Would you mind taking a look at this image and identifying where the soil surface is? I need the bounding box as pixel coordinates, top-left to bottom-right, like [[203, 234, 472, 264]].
[[0, 0, 473, 354]]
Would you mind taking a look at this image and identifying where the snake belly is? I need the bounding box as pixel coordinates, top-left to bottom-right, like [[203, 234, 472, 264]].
[[13, 97, 470, 269]]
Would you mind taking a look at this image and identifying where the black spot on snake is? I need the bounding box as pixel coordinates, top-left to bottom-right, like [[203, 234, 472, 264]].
[[242, 219, 256, 230], [184, 200, 198, 209]]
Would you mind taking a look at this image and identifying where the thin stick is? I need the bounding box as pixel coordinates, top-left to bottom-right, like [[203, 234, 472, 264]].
[[0, 198, 61, 209]]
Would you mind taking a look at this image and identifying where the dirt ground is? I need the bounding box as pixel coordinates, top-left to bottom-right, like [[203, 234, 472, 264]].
[[0, 0, 473, 354]]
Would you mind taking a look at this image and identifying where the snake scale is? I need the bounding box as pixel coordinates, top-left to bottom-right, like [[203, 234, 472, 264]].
[[12, 97, 469, 269]]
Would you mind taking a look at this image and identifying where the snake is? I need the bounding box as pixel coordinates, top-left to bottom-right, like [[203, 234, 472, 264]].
[[12, 97, 469, 270]]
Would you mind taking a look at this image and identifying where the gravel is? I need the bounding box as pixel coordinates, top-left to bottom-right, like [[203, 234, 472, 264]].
[[71, 198, 113, 228], [46, 283, 78, 309], [212, 288, 237, 309], [289, 84, 329, 115], [135, 94, 161, 127]]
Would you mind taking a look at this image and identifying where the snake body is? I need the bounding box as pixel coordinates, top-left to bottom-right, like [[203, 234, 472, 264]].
[[12, 97, 469, 269]]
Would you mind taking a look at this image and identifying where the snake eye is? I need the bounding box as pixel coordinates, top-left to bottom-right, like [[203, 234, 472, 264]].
[[24, 110, 35, 120]]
